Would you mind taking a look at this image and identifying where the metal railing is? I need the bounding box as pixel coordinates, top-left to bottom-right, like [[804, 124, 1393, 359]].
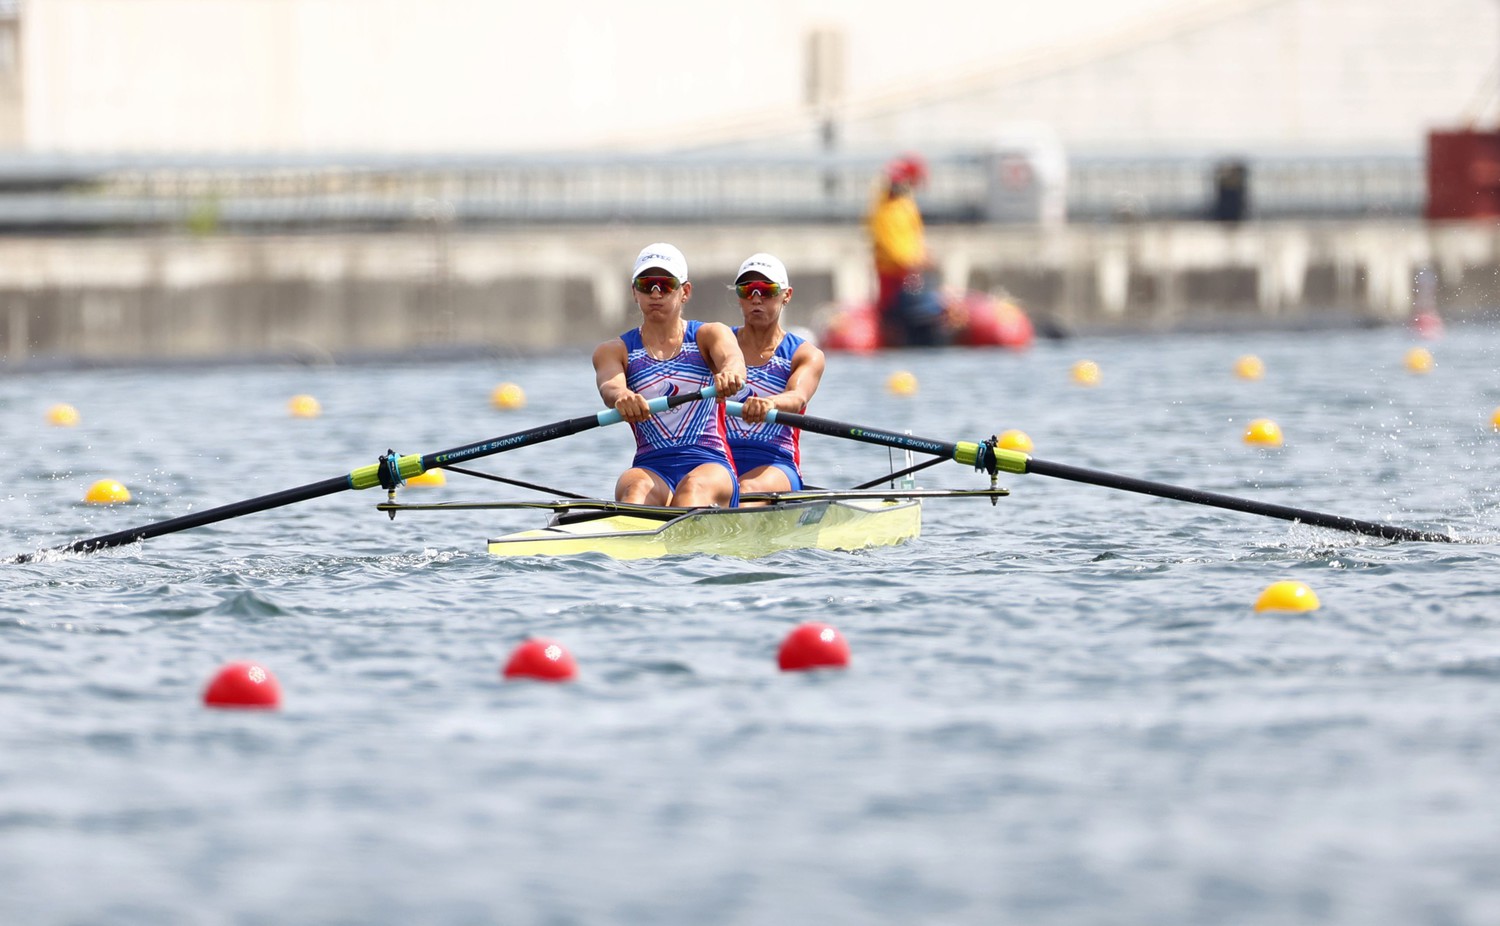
[[1067, 152, 1424, 222], [0, 148, 1425, 232]]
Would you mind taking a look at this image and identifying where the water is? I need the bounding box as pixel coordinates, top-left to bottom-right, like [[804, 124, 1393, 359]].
[[3, 326, 1500, 925]]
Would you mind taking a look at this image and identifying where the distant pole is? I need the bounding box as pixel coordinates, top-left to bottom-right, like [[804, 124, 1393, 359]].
[[805, 27, 847, 204], [821, 117, 838, 198]]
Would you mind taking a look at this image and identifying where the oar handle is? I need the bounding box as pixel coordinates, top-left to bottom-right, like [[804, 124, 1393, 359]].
[[13, 386, 718, 562], [355, 386, 718, 489], [724, 402, 998, 473]]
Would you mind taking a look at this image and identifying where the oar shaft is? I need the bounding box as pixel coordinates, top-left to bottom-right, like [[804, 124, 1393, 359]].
[[1026, 458, 1449, 543], [727, 404, 993, 471], [15, 387, 715, 562], [15, 476, 352, 561], [733, 403, 1451, 543], [423, 405, 635, 470], [354, 389, 717, 489]]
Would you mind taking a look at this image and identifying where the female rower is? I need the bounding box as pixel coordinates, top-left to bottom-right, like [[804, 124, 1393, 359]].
[[593, 242, 748, 508], [726, 253, 826, 500]]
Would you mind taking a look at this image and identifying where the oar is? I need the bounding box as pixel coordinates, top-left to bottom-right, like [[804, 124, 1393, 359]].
[[12, 388, 715, 562], [725, 402, 1453, 543]]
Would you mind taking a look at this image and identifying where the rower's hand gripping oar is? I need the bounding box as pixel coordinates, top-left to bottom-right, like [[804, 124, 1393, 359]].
[[12, 387, 717, 563], [725, 402, 1453, 543]]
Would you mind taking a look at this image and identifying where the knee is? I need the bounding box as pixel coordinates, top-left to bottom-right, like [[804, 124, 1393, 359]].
[[616, 470, 661, 504], [675, 471, 734, 507], [739, 469, 790, 495]]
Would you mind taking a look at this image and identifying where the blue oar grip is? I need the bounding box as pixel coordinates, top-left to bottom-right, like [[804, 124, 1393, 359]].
[[597, 385, 718, 426], [724, 401, 778, 425]]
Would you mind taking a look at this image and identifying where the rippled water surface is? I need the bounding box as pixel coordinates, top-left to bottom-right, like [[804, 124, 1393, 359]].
[[4, 326, 1500, 925]]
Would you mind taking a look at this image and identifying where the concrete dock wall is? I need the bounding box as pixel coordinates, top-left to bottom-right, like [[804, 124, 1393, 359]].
[[1, 221, 1497, 367]]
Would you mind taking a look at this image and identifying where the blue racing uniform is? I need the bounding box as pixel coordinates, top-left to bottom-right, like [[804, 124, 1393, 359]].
[[621, 320, 739, 505], [726, 329, 806, 491]]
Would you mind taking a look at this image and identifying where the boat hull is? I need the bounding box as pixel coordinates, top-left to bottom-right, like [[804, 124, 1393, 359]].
[[486, 498, 921, 560]]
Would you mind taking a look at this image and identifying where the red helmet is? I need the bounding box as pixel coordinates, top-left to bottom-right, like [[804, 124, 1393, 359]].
[[886, 153, 928, 186]]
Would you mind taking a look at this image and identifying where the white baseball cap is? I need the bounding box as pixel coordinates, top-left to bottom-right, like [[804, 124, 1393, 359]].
[[734, 253, 790, 287], [632, 243, 688, 282]]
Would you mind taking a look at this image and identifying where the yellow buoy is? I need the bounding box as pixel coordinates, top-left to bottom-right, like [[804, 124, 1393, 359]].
[[1491, 407, 1500, 431], [47, 403, 80, 427], [1243, 418, 1284, 447], [1404, 347, 1433, 374], [1071, 360, 1100, 386], [997, 429, 1034, 453], [405, 469, 447, 487], [1233, 355, 1265, 380], [84, 479, 131, 505], [1253, 580, 1321, 613], [886, 371, 919, 396], [288, 394, 322, 418], [491, 382, 527, 410]]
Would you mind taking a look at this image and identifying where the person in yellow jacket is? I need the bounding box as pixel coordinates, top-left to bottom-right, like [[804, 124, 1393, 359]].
[[866, 154, 949, 347]]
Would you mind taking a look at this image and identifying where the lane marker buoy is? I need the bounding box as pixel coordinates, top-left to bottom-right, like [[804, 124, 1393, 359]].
[[886, 371, 918, 396], [502, 638, 577, 682], [492, 383, 526, 410], [288, 394, 322, 418], [778, 622, 850, 672], [1234, 355, 1264, 380], [405, 469, 447, 487], [1254, 581, 1321, 613], [203, 661, 283, 709], [47, 403, 80, 427], [1404, 347, 1433, 374], [1243, 418, 1283, 447], [997, 429, 1033, 452], [84, 479, 131, 504]]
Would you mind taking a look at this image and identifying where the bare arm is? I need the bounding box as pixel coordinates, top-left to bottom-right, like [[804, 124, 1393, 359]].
[[593, 338, 653, 423], [742, 342, 826, 422], [695, 322, 748, 398]]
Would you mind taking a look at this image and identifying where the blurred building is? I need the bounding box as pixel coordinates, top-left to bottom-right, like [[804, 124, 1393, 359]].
[[11, 0, 1498, 156]]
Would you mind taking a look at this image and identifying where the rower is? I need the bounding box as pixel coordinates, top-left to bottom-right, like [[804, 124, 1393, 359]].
[[726, 253, 826, 503], [593, 242, 748, 508]]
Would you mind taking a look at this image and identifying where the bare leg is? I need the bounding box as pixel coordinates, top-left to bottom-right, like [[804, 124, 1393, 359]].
[[671, 463, 737, 508], [736, 464, 793, 506], [616, 467, 673, 506]]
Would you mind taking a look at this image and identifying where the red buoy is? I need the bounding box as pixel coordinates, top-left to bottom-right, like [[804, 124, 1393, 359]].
[[777, 622, 850, 671], [1412, 312, 1444, 340], [502, 638, 578, 682], [202, 661, 283, 709]]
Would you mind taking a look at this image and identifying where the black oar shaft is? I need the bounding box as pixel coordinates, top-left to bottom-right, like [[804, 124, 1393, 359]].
[[14, 389, 714, 562], [741, 406, 985, 468], [741, 405, 1451, 544], [1026, 458, 1449, 543], [421, 415, 603, 470], [15, 476, 352, 562]]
